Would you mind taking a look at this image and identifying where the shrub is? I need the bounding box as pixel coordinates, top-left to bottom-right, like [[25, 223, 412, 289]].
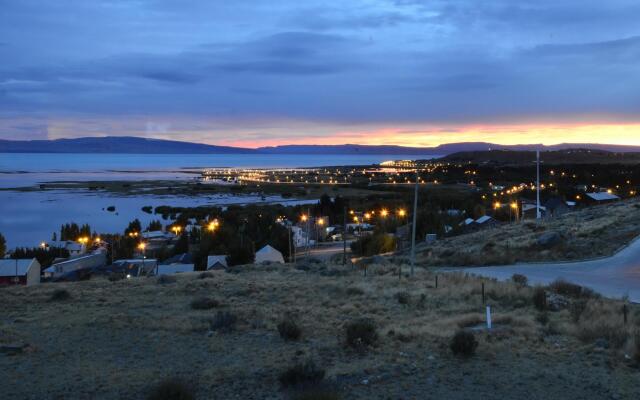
[[108, 273, 125, 282], [569, 299, 588, 323], [536, 311, 549, 326], [279, 360, 325, 388], [345, 319, 378, 348], [532, 287, 547, 311], [190, 297, 219, 310], [49, 289, 71, 302], [210, 311, 237, 332], [549, 279, 598, 299], [157, 275, 177, 284], [511, 274, 528, 287], [345, 287, 364, 296], [146, 378, 194, 400], [291, 386, 340, 400], [395, 291, 411, 305], [197, 272, 214, 279], [278, 317, 302, 341], [450, 330, 478, 357]]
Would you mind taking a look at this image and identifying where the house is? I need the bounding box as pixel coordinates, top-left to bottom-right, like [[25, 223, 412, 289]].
[[521, 202, 547, 219], [0, 258, 41, 286], [44, 252, 107, 281], [49, 240, 86, 256], [162, 253, 193, 265], [544, 197, 570, 218], [255, 245, 285, 264], [475, 215, 498, 227], [107, 259, 158, 277], [155, 263, 194, 275], [585, 192, 621, 203], [207, 255, 228, 270]]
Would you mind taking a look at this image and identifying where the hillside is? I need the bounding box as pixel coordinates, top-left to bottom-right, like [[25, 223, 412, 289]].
[[442, 149, 640, 165], [415, 197, 640, 267], [1, 264, 639, 399]]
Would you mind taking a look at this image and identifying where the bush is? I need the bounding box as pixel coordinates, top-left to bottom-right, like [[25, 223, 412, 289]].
[[210, 311, 237, 332], [190, 297, 219, 310], [279, 360, 325, 388], [395, 291, 411, 305], [197, 272, 214, 279], [569, 299, 588, 323], [49, 289, 71, 302], [278, 317, 302, 341], [157, 275, 177, 284], [345, 319, 378, 348], [450, 330, 478, 357], [536, 311, 549, 325], [511, 274, 528, 287], [345, 287, 364, 296], [291, 386, 340, 400], [549, 279, 598, 299], [146, 378, 194, 400], [532, 287, 547, 311], [108, 273, 125, 282]]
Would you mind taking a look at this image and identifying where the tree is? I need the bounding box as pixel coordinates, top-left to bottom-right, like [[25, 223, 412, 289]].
[[0, 233, 6, 258], [125, 219, 142, 235], [226, 240, 255, 266], [147, 220, 163, 231]]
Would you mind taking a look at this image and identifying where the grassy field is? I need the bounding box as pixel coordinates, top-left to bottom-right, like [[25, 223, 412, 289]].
[[416, 197, 640, 266], [1, 263, 639, 399]]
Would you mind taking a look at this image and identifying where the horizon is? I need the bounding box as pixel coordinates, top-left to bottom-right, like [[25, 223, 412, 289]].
[[2, 134, 640, 151], [2, 1, 640, 147]]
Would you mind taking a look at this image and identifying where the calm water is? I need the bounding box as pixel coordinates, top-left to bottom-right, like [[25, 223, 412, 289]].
[[0, 153, 434, 249], [0, 153, 433, 188]]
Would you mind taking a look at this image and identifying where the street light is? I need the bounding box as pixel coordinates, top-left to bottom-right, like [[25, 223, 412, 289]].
[[301, 214, 308, 222], [380, 209, 389, 218], [398, 209, 406, 218]]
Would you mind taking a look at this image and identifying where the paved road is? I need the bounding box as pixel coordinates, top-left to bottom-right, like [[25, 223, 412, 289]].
[[296, 241, 352, 261], [461, 237, 640, 302]]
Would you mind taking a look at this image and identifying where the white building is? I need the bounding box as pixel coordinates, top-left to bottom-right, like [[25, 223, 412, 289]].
[[207, 255, 228, 270], [156, 263, 194, 275], [0, 258, 41, 286], [255, 245, 285, 264]]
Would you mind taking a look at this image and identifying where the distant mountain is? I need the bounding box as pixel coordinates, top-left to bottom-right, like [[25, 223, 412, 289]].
[[0, 136, 255, 154], [256, 144, 440, 155], [1, 137, 639, 155]]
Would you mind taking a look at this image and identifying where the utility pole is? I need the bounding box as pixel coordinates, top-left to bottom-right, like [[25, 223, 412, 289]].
[[410, 168, 419, 277], [306, 207, 311, 257], [342, 206, 347, 266], [288, 223, 292, 263], [536, 150, 541, 220]]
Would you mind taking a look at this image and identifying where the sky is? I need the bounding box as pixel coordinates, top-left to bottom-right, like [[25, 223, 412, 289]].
[[1, 0, 640, 148]]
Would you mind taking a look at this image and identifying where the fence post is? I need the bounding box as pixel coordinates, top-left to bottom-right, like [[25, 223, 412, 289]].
[[486, 305, 492, 330], [435, 275, 438, 289], [623, 304, 628, 325], [481, 282, 485, 304]]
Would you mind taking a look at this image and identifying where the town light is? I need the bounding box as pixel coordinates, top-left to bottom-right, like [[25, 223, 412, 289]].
[[171, 226, 182, 235], [380, 209, 389, 218], [40, 242, 47, 249], [137, 242, 146, 251], [317, 218, 325, 226], [301, 214, 308, 222], [510, 202, 518, 209], [398, 209, 407, 217], [94, 237, 101, 243], [494, 202, 501, 210]]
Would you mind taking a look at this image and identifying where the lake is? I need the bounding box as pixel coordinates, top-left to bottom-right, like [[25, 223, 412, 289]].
[[0, 153, 435, 249]]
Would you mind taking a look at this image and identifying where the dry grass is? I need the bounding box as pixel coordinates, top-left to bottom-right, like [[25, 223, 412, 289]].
[[416, 197, 640, 266], [1, 265, 639, 399]]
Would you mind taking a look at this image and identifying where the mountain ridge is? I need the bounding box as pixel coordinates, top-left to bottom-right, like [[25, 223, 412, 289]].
[[1, 136, 639, 155]]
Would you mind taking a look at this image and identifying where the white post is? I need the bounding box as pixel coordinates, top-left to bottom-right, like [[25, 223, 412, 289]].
[[536, 150, 541, 220], [486, 305, 492, 330]]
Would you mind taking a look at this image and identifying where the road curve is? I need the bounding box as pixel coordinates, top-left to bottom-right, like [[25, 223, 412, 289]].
[[460, 237, 640, 302]]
